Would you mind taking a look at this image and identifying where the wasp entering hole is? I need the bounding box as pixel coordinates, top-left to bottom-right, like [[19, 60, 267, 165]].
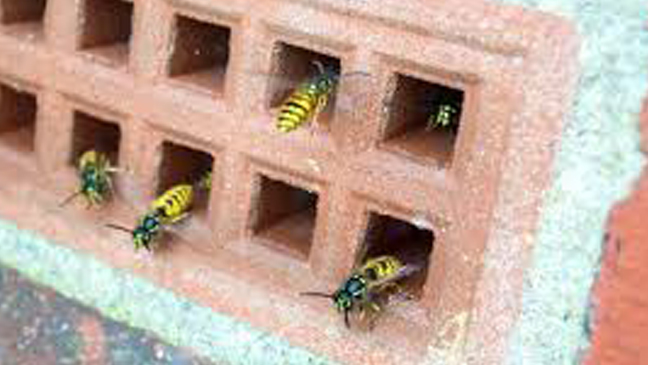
[[78, 0, 133, 66], [0, 83, 37, 154], [167, 14, 231, 94], [60, 111, 122, 209], [157, 141, 214, 216], [382, 73, 464, 167], [267, 42, 342, 133], [301, 211, 434, 330], [251, 175, 319, 260]]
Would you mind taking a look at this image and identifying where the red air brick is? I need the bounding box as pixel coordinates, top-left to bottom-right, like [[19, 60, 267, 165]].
[[0, 1, 579, 364]]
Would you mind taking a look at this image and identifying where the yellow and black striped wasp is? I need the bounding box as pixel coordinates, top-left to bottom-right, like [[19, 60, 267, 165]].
[[425, 99, 461, 132], [269, 60, 370, 134], [301, 252, 422, 329], [60, 150, 118, 208], [105, 168, 212, 252]]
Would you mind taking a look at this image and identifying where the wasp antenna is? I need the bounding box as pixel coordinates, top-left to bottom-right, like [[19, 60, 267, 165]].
[[59, 191, 82, 207], [105, 224, 133, 234], [299, 291, 334, 298], [311, 60, 325, 74]]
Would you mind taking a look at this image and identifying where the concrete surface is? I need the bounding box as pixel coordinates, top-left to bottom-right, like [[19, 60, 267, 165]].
[[0, 263, 215, 365]]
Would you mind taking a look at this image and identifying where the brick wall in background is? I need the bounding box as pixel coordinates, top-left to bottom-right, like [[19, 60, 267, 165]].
[[585, 99, 648, 365]]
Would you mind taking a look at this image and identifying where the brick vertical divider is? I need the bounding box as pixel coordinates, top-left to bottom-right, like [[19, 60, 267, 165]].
[[336, 47, 376, 156], [308, 184, 355, 284], [37, 91, 71, 179], [130, 0, 173, 81], [212, 149, 247, 247], [232, 15, 280, 120], [45, 0, 78, 52]]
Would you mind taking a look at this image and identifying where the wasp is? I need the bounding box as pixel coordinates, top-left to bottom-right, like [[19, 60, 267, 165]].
[[275, 61, 369, 133], [301, 254, 421, 329], [197, 168, 212, 191], [425, 100, 461, 131], [106, 183, 194, 251], [60, 150, 118, 208]]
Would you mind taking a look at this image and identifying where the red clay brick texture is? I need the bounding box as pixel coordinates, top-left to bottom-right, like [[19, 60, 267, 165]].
[[0, 0, 578, 364], [586, 99, 648, 365]]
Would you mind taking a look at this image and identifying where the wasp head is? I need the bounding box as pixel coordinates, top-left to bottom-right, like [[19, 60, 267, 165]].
[[132, 213, 161, 251]]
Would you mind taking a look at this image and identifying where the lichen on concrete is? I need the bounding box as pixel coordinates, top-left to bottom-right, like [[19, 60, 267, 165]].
[[495, 0, 648, 364]]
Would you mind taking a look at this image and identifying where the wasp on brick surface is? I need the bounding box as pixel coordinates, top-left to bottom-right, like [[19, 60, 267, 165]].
[[60, 150, 119, 208], [105, 168, 211, 252], [301, 253, 421, 329], [272, 60, 370, 134]]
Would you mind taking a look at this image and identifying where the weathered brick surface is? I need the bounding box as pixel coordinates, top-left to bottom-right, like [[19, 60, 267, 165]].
[[585, 99, 648, 365], [0, 0, 578, 363]]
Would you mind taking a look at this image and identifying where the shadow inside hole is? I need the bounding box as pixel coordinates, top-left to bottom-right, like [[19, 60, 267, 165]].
[[357, 212, 435, 299], [251, 175, 318, 260], [168, 14, 230, 93], [0, 83, 37, 153], [79, 0, 133, 65], [383, 73, 464, 166], [0, 0, 46, 24], [157, 141, 213, 215], [70, 111, 121, 166], [267, 42, 341, 129]]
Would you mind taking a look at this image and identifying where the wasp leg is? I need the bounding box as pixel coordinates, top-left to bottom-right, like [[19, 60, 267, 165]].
[[309, 95, 329, 135], [166, 212, 190, 225]]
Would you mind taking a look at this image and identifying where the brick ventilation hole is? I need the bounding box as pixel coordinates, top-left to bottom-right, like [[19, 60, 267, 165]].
[[381, 73, 464, 167], [0, 82, 37, 154], [360, 212, 435, 298], [70, 110, 121, 167], [250, 175, 319, 260], [157, 141, 214, 216], [167, 14, 231, 94], [268, 42, 341, 131], [0, 0, 46, 26], [78, 0, 133, 67]]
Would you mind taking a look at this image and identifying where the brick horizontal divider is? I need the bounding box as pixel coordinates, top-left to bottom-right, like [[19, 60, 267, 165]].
[[0, 0, 578, 364]]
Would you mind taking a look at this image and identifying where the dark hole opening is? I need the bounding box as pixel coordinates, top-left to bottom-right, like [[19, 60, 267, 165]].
[[168, 14, 231, 94], [0, 0, 46, 24], [79, 0, 133, 66], [0, 83, 37, 154], [252, 174, 319, 260], [70, 110, 121, 167], [382, 73, 464, 167]]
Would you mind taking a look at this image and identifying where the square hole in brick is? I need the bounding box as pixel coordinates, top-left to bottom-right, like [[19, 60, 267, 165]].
[[251, 175, 319, 260], [267, 42, 341, 131], [157, 141, 214, 216], [70, 111, 121, 167], [356, 212, 435, 299], [0, 0, 46, 40], [0, 83, 37, 154], [78, 0, 133, 66], [167, 14, 231, 94], [382, 74, 464, 167]]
